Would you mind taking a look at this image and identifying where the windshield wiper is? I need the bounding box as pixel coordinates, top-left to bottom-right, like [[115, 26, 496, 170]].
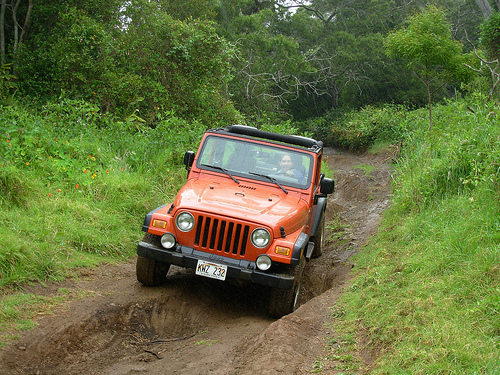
[[249, 172, 288, 194], [201, 164, 239, 184]]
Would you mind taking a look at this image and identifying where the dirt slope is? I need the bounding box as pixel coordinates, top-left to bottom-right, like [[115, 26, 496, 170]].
[[0, 148, 392, 375]]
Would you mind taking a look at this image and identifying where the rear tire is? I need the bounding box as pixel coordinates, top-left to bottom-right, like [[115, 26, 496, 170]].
[[136, 233, 170, 286], [268, 257, 306, 318]]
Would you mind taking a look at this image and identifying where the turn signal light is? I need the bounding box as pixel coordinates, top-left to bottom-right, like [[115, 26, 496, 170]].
[[152, 219, 167, 229], [275, 246, 290, 256]]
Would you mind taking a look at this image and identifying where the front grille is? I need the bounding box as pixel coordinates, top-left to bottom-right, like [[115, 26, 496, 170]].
[[194, 215, 250, 256]]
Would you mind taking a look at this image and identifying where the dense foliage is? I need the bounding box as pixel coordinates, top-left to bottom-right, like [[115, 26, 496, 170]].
[[0, 0, 491, 128]]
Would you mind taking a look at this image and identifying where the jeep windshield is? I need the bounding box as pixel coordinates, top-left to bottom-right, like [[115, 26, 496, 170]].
[[196, 135, 313, 189]]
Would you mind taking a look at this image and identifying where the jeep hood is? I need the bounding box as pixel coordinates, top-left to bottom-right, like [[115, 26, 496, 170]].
[[172, 178, 309, 234]]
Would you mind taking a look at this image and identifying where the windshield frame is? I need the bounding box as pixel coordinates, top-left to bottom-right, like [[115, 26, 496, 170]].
[[195, 134, 315, 190]]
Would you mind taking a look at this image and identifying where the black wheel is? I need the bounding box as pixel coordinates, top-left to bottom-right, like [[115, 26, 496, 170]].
[[268, 257, 306, 318], [311, 215, 325, 258], [136, 234, 171, 286]]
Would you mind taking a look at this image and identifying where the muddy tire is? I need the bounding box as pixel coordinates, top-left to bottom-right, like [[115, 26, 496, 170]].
[[311, 215, 325, 258], [136, 233, 170, 286], [268, 257, 306, 318]]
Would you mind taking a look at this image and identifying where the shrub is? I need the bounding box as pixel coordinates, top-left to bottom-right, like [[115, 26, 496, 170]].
[[297, 104, 408, 149]]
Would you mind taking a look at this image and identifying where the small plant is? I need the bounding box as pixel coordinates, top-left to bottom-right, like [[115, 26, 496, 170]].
[[194, 339, 219, 347], [312, 358, 324, 373]]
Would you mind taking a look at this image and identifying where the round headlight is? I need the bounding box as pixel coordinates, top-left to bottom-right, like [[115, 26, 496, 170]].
[[161, 233, 176, 249], [251, 228, 271, 248], [256, 254, 272, 271], [175, 212, 195, 232]]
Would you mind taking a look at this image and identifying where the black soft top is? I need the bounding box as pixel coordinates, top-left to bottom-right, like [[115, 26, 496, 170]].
[[208, 125, 323, 152]]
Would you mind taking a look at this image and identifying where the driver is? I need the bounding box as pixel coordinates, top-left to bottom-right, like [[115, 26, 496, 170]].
[[278, 153, 304, 183]]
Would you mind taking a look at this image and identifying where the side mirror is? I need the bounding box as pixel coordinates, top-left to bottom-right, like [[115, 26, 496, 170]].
[[320, 177, 335, 195], [183, 151, 195, 171]]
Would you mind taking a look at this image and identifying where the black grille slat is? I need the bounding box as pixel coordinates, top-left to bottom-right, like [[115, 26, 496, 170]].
[[225, 222, 234, 253], [241, 226, 249, 255], [202, 217, 211, 247], [209, 219, 219, 249], [233, 224, 242, 254], [195, 216, 204, 245], [217, 221, 226, 250]]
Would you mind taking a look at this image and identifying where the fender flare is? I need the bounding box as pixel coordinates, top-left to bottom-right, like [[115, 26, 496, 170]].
[[141, 204, 169, 232], [291, 232, 309, 265], [311, 196, 328, 237]]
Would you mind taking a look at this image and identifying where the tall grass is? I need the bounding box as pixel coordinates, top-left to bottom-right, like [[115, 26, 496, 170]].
[[0, 100, 205, 289], [332, 96, 500, 374]]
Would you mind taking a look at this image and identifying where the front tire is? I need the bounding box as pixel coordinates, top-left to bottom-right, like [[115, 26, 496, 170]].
[[136, 233, 171, 286], [268, 257, 306, 318]]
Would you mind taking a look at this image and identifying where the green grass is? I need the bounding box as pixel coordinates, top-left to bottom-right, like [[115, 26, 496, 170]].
[[352, 164, 377, 176], [328, 97, 500, 374], [0, 101, 200, 289]]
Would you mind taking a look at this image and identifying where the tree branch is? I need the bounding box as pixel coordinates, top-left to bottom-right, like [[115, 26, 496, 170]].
[[464, 29, 500, 102], [475, 0, 493, 19]]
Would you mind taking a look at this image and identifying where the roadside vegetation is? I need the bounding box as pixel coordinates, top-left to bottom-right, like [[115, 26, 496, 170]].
[[320, 96, 500, 374]]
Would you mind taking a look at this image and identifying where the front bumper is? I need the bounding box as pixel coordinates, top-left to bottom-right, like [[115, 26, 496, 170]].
[[137, 241, 295, 290]]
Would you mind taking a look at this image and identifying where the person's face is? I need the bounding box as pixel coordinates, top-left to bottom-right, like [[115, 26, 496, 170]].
[[280, 155, 293, 171]]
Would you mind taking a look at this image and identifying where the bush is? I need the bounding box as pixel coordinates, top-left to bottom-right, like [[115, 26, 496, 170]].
[[297, 104, 408, 149]]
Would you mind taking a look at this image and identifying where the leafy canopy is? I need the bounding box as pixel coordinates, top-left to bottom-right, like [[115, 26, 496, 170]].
[[385, 6, 463, 78]]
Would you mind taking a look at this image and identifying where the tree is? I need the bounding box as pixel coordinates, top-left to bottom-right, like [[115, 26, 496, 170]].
[[385, 6, 467, 130], [476, 0, 495, 19]]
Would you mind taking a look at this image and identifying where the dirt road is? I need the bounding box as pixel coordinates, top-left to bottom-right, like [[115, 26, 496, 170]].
[[0, 148, 392, 375]]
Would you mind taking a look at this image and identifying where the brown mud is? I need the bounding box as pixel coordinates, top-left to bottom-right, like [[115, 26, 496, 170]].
[[0, 148, 393, 375]]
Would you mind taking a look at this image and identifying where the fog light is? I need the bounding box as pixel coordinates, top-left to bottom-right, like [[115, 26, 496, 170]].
[[161, 233, 176, 249], [256, 254, 272, 271]]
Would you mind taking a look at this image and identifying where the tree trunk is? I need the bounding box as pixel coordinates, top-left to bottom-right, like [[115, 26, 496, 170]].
[[19, 0, 32, 47], [12, 0, 32, 56], [476, 0, 494, 19], [0, 0, 6, 65]]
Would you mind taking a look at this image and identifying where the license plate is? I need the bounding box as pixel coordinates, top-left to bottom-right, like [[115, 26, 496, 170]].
[[195, 260, 227, 281]]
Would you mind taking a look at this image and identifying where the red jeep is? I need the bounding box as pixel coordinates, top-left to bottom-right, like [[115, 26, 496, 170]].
[[136, 125, 334, 317]]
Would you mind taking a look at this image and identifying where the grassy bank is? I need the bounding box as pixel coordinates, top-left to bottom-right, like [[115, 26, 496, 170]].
[[0, 100, 205, 288], [325, 97, 500, 374]]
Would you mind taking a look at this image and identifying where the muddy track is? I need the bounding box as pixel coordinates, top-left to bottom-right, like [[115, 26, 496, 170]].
[[0, 148, 392, 375]]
